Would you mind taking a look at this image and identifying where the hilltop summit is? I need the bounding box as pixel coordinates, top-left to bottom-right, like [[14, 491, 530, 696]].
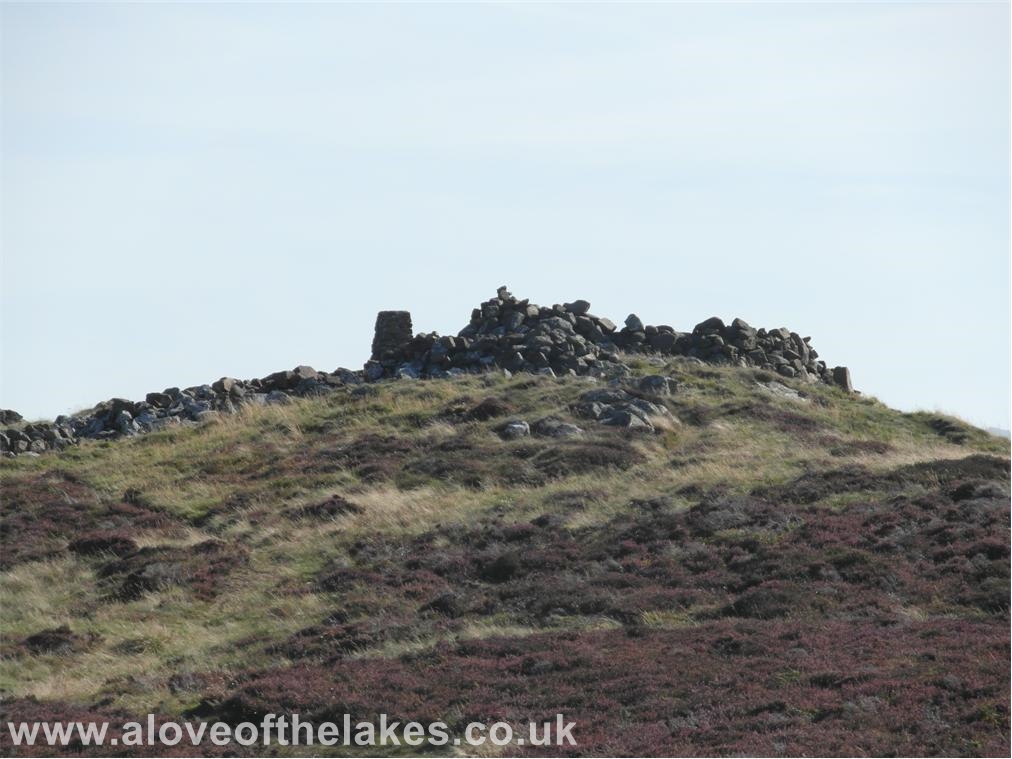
[[1, 287, 851, 457], [1, 329, 1007, 756]]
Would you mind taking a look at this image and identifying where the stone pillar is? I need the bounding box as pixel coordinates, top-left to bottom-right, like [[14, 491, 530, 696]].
[[832, 366, 853, 393], [371, 311, 413, 361]]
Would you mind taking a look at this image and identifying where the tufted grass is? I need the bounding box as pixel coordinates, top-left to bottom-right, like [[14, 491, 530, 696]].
[[0, 356, 1007, 738]]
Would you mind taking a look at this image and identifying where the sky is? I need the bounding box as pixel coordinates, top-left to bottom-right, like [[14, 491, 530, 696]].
[[1, 1, 1009, 430]]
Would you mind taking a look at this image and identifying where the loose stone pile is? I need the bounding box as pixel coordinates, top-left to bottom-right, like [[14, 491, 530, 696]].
[[492, 374, 681, 438], [367, 286, 851, 389], [0, 367, 364, 456], [1, 286, 852, 457]]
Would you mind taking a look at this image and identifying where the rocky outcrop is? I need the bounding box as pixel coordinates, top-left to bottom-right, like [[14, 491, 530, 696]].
[[492, 374, 681, 437], [365, 286, 850, 388]]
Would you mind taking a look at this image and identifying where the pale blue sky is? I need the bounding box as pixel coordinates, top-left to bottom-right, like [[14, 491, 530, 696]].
[[2, 1, 1009, 429]]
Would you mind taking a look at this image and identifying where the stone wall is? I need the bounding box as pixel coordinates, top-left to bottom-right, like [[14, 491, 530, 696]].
[[0, 367, 363, 457], [1, 286, 852, 458]]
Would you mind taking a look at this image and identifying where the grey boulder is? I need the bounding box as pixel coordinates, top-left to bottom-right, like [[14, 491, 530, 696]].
[[497, 420, 531, 440], [564, 299, 591, 315], [531, 417, 584, 438]]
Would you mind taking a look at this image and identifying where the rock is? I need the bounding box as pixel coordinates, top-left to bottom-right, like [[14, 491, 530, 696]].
[[611, 412, 651, 431], [599, 409, 654, 431], [133, 412, 159, 430], [108, 398, 137, 418], [265, 391, 292, 405], [115, 410, 139, 435], [694, 316, 725, 334], [264, 370, 296, 391], [0, 409, 23, 425], [624, 314, 644, 331], [625, 399, 669, 420], [581, 388, 632, 404], [194, 410, 220, 423], [638, 375, 675, 395], [145, 392, 172, 408], [649, 331, 677, 352], [832, 366, 853, 392], [573, 401, 608, 420], [155, 416, 182, 432], [564, 299, 591, 315], [496, 420, 530, 440], [531, 417, 584, 438], [504, 311, 525, 331], [757, 381, 807, 402], [183, 399, 212, 419], [331, 368, 363, 385], [23, 424, 45, 441], [211, 377, 236, 394]]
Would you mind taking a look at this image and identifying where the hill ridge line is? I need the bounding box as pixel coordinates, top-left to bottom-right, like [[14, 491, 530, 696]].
[[0, 286, 852, 456]]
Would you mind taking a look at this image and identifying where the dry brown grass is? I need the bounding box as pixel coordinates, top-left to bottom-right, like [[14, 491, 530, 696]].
[[1, 361, 1006, 721]]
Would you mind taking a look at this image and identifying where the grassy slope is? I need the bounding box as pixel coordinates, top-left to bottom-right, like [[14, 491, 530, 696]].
[[0, 358, 1008, 756]]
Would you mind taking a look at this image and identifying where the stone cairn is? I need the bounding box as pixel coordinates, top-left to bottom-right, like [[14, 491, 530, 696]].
[[364, 285, 851, 389], [0, 286, 851, 457]]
